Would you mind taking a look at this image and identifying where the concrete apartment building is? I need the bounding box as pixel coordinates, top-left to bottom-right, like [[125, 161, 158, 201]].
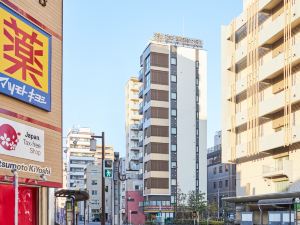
[[65, 127, 114, 221], [221, 0, 300, 224], [207, 131, 236, 217], [139, 33, 207, 222], [125, 77, 145, 225], [84, 164, 113, 223]]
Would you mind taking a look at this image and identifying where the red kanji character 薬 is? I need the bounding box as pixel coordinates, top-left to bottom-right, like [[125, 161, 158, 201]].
[[3, 17, 44, 88]]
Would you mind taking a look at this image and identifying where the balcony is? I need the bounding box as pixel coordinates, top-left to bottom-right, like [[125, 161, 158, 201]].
[[130, 144, 139, 150], [259, 41, 300, 82], [130, 124, 139, 130], [259, 84, 300, 118], [130, 135, 139, 141], [235, 37, 247, 64], [130, 103, 139, 111], [131, 114, 141, 121], [262, 160, 293, 179], [130, 154, 140, 161], [259, 0, 300, 46]]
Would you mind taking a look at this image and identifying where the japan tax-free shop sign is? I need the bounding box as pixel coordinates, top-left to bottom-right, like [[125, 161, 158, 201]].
[[0, 3, 51, 111], [0, 117, 44, 162]]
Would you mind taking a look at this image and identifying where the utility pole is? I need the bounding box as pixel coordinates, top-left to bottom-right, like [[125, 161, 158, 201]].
[[217, 187, 220, 219], [101, 132, 105, 225]]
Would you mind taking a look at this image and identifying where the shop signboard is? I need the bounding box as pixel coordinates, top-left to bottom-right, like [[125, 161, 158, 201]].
[[0, 3, 51, 111], [0, 116, 44, 162]]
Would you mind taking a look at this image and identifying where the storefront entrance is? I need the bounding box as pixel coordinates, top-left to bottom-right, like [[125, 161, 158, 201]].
[[0, 183, 38, 225]]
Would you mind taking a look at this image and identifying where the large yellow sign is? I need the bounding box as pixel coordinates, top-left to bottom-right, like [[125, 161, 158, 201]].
[[0, 3, 51, 111]]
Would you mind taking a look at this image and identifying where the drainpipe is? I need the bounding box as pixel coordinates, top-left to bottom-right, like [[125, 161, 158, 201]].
[[258, 205, 262, 225], [12, 169, 18, 225]]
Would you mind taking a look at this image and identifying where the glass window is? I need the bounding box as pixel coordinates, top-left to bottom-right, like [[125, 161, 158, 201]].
[[225, 180, 229, 187], [171, 57, 177, 65], [171, 75, 177, 82], [171, 92, 177, 100], [92, 180, 97, 185], [213, 167, 217, 174], [145, 73, 151, 88], [171, 162, 177, 168], [171, 145, 177, 151], [219, 166, 223, 173], [171, 109, 177, 116], [171, 196, 175, 203], [213, 182, 216, 189], [171, 179, 176, 185], [171, 128, 177, 135], [196, 61, 199, 68], [219, 181, 222, 188]]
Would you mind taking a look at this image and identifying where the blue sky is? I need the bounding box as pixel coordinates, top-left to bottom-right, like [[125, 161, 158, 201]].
[[63, 1, 242, 155]]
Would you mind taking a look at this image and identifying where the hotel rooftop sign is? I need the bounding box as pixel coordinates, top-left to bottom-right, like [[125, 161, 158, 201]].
[[152, 32, 203, 49]]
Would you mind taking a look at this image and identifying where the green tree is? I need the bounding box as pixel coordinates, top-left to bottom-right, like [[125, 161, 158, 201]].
[[207, 201, 218, 218], [187, 191, 207, 219]]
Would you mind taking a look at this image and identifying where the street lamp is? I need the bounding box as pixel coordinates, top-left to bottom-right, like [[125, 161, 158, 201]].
[[90, 132, 105, 225]]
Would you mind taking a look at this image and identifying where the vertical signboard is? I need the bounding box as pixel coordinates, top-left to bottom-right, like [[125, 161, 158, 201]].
[[0, 3, 51, 111]]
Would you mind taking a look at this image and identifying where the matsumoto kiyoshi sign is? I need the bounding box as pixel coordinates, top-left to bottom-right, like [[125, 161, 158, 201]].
[[0, 3, 52, 111], [0, 117, 44, 162], [0, 159, 51, 175]]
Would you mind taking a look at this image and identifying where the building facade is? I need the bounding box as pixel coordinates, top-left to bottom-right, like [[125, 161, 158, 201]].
[[221, 0, 300, 223], [65, 127, 114, 221], [207, 131, 236, 217], [125, 77, 145, 225], [85, 164, 113, 223], [139, 33, 207, 222], [0, 0, 62, 224]]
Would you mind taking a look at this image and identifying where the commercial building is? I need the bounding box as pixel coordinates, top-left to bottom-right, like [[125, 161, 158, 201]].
[[65, 127, 114, 221], [221, 0, 300, 224], [0, 0, 62, 224], [207, 131, 236, 217], [125, 77, 145, 225], [139, 33, 207, 222]]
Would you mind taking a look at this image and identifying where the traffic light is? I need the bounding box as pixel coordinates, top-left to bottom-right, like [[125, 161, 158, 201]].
[[104, 159, 113, 178]]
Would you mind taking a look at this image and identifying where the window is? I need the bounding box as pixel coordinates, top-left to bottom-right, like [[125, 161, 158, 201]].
[[225, 165, 229, 172], [219, 181, 223, 188], [213, 182, 216, 189], [213, 167, 217, 174], [171, 162, 177, 168], [171, 92, 177, 100], [171, 179, 176, 185], [171, 109, 177, 116], [219, 165, 223, 173], [92, 190, 97, 195], [171, 196, 176, 203], [171, 127, 177, 135], [171, 145, 177, 152], [171, 57, 177, 65], [196, 61, 199, 68], [145, 73, 151, 88], [171, 75, 177, 82], [92, 180, 97, 185], [225, 180, 228, 187], [145, 56, 150, 72], [135, 185, 140, 190]]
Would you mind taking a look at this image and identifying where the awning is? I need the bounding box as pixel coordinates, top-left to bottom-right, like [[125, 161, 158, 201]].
[[223, 192, 300, 203], [258, 198, 294, 205], [55, 189, 89, 202]]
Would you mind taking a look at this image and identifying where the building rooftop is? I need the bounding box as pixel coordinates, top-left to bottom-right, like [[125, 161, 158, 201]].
[[151, 32, 203, 49]]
